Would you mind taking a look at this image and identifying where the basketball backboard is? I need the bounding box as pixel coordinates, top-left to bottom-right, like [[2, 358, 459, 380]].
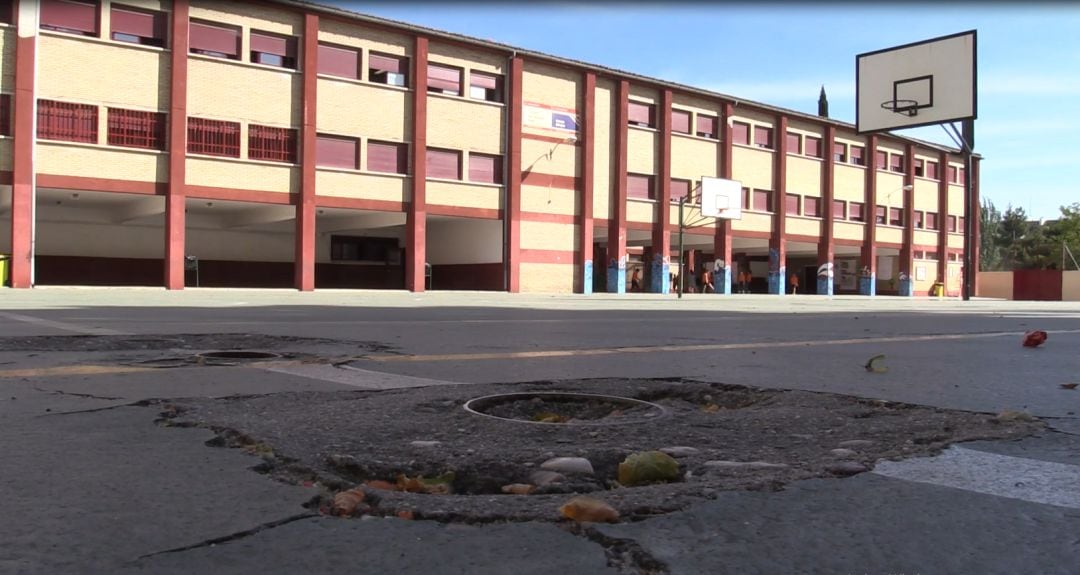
[[856, 30, 976, 134], [700, 176, 742, 220]]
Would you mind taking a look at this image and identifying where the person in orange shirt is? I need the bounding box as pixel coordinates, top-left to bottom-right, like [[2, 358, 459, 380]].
[[789, 272, 800, 294]]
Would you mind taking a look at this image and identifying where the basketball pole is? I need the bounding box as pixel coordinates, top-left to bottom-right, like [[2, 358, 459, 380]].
[[677, 197, 685, 299], [961, 119, 974, 301]]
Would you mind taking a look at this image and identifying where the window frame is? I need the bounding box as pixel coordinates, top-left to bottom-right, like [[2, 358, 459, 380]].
[[37, 99, 99, 144], [751, 189, 772, 213], [628, 101, 656, 129], [889, 153, 905, 174], [469, 71, 504, 103], [926, 212, 939, 231], [187, 117, 241, 158], [804, 135, 822, 159], [315, 133, 360, 170], [849, 145, 865, 166], [785, 132, 801, 155], [40, 0, 100, 37], [753, 125, 774, 150], [106, 107, 166, 151], [888, 207, 903, 227], [785, 193, 801, 216], [468, 152, 503, 185], [317, 42, 361, 80], [695, 114, 717, 139], [732, 121, 750, 145], [247, 124, 298, 164], [110, 4, 166, 48], [670, 109, 691, 135], [189, 19, 241, 61], [849, 201, 865, 222], [670, 178, 693, 205], [627, 173, 655, 200], [366, 140, 408, 175], [833, 142, 846, 163], [369, 52, 409, 88], [427, 63, 462, 96], [0, 93, 11, 137], [426, 147, 462, 180], [832, 199, 846, 220], [250, 30, 298, 69]]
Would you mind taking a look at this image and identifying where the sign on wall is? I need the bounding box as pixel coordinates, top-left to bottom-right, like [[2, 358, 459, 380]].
[[524, 102, 579, 134]]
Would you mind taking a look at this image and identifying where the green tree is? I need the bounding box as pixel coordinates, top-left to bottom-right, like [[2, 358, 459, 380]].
[[1043, 202, 1080, 270], [997, 205, 1030, 270]]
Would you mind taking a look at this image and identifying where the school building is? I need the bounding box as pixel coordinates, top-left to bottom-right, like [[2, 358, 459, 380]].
[[0, 0, 979, 295]]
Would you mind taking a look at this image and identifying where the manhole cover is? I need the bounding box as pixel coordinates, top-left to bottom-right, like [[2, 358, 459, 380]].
[[196, 350, 281, 360], [463, 392, 667, 426]]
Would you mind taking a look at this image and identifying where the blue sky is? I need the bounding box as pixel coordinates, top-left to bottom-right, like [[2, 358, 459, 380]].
[[328, 2, 1079, 221]]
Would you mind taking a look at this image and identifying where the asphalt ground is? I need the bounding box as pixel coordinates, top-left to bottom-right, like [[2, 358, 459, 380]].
[[1, 287, 1079, 574]]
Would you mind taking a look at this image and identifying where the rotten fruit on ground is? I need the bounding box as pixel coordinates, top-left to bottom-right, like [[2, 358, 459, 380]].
[[396, 471, 455, 494], [331, 487, 366, 516], [1022, 330, 1048, 348], [617, 450, 680, 487], [501, 483, 536, 495], [559, 496, 619, 523]]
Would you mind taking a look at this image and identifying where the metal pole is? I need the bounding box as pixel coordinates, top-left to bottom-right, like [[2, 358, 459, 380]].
[[677, 197, 685, 299], [961, 119, 975, 301]]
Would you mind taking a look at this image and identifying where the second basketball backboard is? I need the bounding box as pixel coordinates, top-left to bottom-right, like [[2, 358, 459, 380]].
[[856, 30, 976, 134]]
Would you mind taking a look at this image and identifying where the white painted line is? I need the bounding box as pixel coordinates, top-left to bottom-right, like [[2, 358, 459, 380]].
[[262, 363, 469, 390], [0, 311, 128, 336], [873, 446, 1080, 510]]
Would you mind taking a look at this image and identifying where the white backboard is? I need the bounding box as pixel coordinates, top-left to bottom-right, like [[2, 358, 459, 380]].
[[701, 176, 742, 220], [856, 30, 976, 134]]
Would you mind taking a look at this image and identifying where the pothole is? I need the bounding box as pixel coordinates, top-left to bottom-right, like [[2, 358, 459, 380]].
[[196, 350, 282, 361], [464, 392, 667, 425]]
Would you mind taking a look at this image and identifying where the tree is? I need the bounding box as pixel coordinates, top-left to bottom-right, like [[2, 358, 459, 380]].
[[1043, 202, 1080, 270], [979, 198, 1002, 271]]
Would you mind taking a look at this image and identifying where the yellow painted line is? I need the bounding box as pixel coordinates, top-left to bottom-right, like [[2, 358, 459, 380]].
[[363, 328, 1080, 363], [0, 365, 159, 379]]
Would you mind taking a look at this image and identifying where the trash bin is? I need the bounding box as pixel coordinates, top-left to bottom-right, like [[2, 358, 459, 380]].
[[931, 282, 944, 297], [0, 254, 9, 287]]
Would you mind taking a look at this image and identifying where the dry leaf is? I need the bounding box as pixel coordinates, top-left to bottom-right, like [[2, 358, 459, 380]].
[[702, 404, 721, 413], [559, 496, 619, 524], [396, 509, 415, 520], [1022, 330, 1048, 348], [501, 483, 536, 495], [996, 410, 1036, 423], [1060, 383, 1078, 390], [363, 479, 397, 491], [864, 354, 888, 373], [331, 488, 366, 516]]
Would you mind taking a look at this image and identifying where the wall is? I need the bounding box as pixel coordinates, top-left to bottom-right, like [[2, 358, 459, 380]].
[[977, 271, 1013, 300], [426, 218, 502, 264], [1063, 271, 1080, 301]]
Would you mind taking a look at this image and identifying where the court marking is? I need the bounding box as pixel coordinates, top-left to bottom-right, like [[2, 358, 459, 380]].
[[0, 365, 158, 379], [361, 328, 1080, 363], [873, 446, 1080, 510], [0, 311, 128, 336]]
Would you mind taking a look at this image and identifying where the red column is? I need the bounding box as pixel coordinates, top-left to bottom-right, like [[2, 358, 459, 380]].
[[9, 0, 37, 288], [936, 151, 949, 288], [653, 89, 671, 265], [606, 79, 628, 290], [861, 135, 879, 288], [577, 72, 595, 293], [294, 12, 318, 291], [899, 142, 916, 293], [714, 101, 733, 291], [164, 0, 189, 290], [818, 125, 836, 293], [506, 56, 523, 293], [406, 37, 428, 292], [770, 115, 788, 293]]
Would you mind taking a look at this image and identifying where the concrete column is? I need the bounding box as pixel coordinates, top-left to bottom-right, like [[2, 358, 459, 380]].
[[713, 101, 734, 295], [897, 142, 916, 297], [606, 79, 629, 294], [817, 125, 836, 296], [578, 72, 595, 294], [164, 0, 190, 290], [768, 115, 788, 295], [859, 135, 878, 296], [650, 89, 672, 294], [406, 37, 428, 292], [294, 13, 318, 291]]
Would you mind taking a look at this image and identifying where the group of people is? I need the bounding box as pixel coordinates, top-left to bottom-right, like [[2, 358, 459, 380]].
[[630, 266, 804, 294]]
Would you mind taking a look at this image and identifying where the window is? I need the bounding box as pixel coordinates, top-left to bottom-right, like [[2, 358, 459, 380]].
[[947, 165, 958, 183], [804, 136, 822, 158], [37, 99, 98, 143], [785, 193, 800, 215], [110, 5, 165, 47], [367, 140, 407, 174], [850, 201, 865, 222], [850, 145, 865, 166], [832, 199, 846, 220], [915, 210, 925, 229], [926, 160, 939, 180], [927, 251, 940, 261], [785, 132, 801, 155], [958, 168, 966, 185], [732, 121, 750, 145], [330, 235, 398, 263], [670, 178, 692, 204], [890, 154, 904, 173], [875, 205, 886, 224], [752, 189, 771, 212], [627, 173, 654, 200], [948, 215, 958, 232], [958, 216, 966, 231], [803, 196, 821, 217], [189, 20, 240, 60], [41, 0, 98, 37], [187, 117, 240, 157], [250, 31, 297, 69], [754, 125, 773, 149], [0, 1, 12, 25], [107, 107, 165, 150], [248, 125, 297, 163], [0, 94, 11, 137], [926, 212, 939, 230], [469, 153, 503, 184], [914, 250, 924, 260], [628, 101, 655, 128], [949, 252, 959, 262], [833, 143, 846, 163], [742, 187, 751, 212], [696, 115, 717, 139], [369, 53, 408, 87], [318, 43, 360, 79], [315, 134, 359, 169], [888, 207, 903, 227], [427, 148, 461, 180], [914, 159, 925, 178], [875, 150, 887, 170], [671, 109, 690, 135], [470, 72, 503, 103], [427, 63, 461, 96]]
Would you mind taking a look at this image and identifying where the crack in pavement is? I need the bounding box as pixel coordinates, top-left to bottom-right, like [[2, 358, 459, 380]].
[[32, 386, 124, 401], [37, 400, 153, 418], [571, 524, 669, 575], [135, 513, 319, 559]]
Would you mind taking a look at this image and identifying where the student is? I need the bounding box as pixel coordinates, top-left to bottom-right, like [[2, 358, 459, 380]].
[[701, 268, 714, 293], [789, 272, 800, 294], [630, 268, 641, 292], [738, 269, 749, 293]]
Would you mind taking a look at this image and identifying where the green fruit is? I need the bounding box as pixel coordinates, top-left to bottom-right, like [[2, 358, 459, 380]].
[[618, 451, 680, 486]]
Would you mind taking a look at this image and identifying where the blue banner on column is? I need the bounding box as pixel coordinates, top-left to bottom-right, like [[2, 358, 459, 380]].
[[717, 266, 731, 295], [649, 254, 669, 294], [583, 260, 593, 295], [606, 258, 626, 294], [768, 266, 786, 295], [816, 262, 834, 296], [858, 273, 876, 296]]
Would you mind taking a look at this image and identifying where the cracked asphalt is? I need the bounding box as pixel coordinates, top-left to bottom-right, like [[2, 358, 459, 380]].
[[1, 289, 1079, 574]]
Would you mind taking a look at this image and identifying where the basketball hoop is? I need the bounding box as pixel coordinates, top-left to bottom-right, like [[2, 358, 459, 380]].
[[880, 99, 919, 117]]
